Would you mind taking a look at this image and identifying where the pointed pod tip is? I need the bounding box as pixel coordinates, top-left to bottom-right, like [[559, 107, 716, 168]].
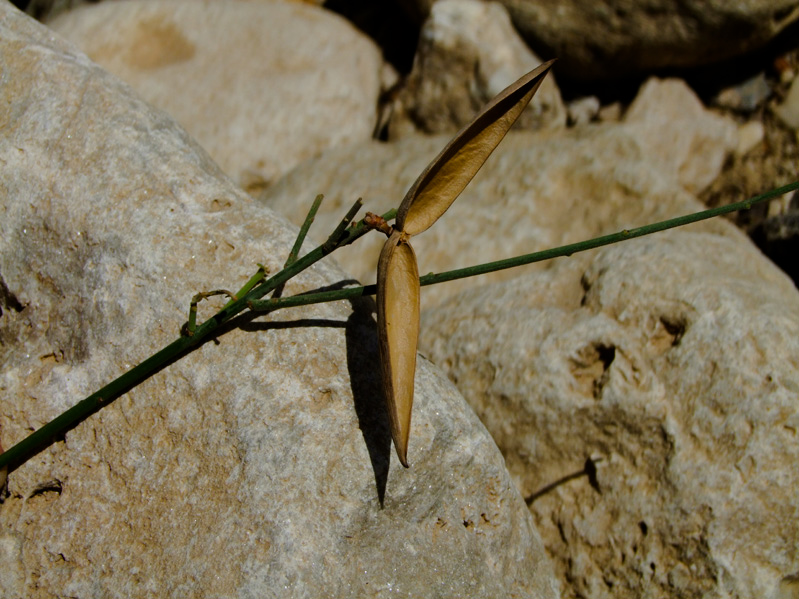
[[397, 447, 410, 468], [392, 405, 411, 468]]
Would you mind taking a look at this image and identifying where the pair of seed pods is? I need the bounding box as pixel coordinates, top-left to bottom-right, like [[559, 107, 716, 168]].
[[375, 60, 555, 467]]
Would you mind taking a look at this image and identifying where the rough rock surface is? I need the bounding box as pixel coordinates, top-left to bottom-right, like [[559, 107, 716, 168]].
[[0, 6, 559, 598], [420, 229, 799, 599], [47, 0, 383, 194], [261, 78, 738, 308], [390, 0, 565, 137], [400, 0, 799, 80], [624, 78, 738, 195]]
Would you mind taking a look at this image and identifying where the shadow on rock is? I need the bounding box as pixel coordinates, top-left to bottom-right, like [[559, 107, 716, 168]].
[[344, 295, 391, 507], [236, 283, 392, 505]]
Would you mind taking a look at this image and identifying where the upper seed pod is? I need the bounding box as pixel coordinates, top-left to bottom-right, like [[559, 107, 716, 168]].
[[395, 60, 556, 237]]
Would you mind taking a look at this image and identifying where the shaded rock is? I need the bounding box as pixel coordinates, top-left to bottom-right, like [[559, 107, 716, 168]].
[[750, 189, 799, 284], [400, 0, 799, 81], [0, 5, 559, 598], [261, 77, 737, 308], [47, 0, 383, 194], [597, 102, 622, 122], [420, 227, 799, 599], [389, 0, 565, 137], [713, 72, 773, 112]]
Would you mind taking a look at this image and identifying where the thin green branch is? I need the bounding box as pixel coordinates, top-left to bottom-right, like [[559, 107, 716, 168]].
[[288, 194, 324, 267], [323, 198, 363, 253], [221, 264, 268, 311], [271, 193, 324, 300], [421, 180, 799, 286], [0, 204, 395, 472], [2, 181, 796, 472], [249, 181, 799, 312]]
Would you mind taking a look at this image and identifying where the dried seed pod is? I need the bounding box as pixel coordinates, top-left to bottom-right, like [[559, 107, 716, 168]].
[[377, 230, 420, 468], [378, 60, 556, 466], [396, 59, 556, 237]]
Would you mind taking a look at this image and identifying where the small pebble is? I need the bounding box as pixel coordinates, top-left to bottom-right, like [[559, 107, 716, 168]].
[[735, 120, 764, 156], [598, 102, 622, 122], [567, 96, 600, 126], [773, 78, 799, 129], [714, 72, 772, 112]]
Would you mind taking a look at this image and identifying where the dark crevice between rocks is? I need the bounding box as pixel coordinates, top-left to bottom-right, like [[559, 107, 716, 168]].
[[324, 0, 419, 76], [749, 190, 799, 285]]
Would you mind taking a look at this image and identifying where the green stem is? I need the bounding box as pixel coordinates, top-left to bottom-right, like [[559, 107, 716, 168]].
[[287, 194, 324, 267], [422, 180, 799, 286], [248, 181, 799, 311], [271, 193, 324, 300], [0, 205, 396, 472], [323, 198, 363, 253], [2, 181, 796, 471]]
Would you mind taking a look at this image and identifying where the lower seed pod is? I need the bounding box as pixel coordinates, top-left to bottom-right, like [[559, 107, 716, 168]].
[[376, 229, 420, 467]]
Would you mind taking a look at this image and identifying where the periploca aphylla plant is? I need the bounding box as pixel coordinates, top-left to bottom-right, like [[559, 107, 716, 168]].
[[1, 57, 797, 485]]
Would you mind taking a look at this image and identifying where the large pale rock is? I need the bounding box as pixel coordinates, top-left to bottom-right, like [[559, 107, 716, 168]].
[[261, 76, 737, 308], [399, 0, 799, 80], [390, 0, 565, 137], [47, 0, 383, 194], [421, 229, 799, 598], [0, 6, 559, 598], [624, 78, 738, 194]]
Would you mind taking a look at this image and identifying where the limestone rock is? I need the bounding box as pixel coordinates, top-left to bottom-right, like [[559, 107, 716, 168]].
[[399, 0, 799, 80], [390, 0, 565, 137], [0, 6, 559, 598], [261, 77, 737, 308], [420, 228, 799, 599], [624, 78, 738, 194], [47, 0, 383, 194]]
